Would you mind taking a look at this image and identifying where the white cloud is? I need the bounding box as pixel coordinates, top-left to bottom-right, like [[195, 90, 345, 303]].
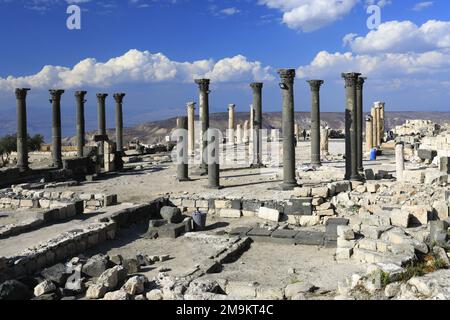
[[0, 50, 274, 91], [344, 20, 450, 54], [259, 0, 358, 32], [412, 1, 434, 11]]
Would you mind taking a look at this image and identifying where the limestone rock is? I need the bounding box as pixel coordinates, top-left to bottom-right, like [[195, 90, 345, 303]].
[[86, 283, 108, 299], [103, 290, 130, 300], [34, 280, 56, 297], [160, 206, 183, 223], [122, 275, 147, 295], [284, 282, 315, 299], [82, 254, 109, 278], [146, 289, 163, 300], [41, 263, 70, 286], [257, 207, 280, 222]]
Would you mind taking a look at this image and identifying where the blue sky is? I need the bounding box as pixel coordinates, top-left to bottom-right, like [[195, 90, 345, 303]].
[[0, 0, 449, 138]]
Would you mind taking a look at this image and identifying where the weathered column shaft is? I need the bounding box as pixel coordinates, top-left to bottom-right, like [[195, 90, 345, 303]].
[[75, 91, 87, 158], [249, 104, 254, 143], [113, 93, 126, 153], [320, 126, 329, 155], [176, 116, 189, 181], [375, 104, 381, 147], [371, 107, 377, 147], [396, 143, 405, 182], [308, 80, 324, 167], [356, 77, 366, 171], [366, 116, 374, 152], [207, 128, 221, 189], [15, 88, 30, 172], [195, 79, 210, 174], [279, 69, 298, 190], [228, 104, 235, 145], [342, 72, 362, 181], [243, 120, 249, 143], [96, 93, 108, 156], [187, 102, 196, 157], [236, 124, 243, 144], [50, 89, 65, 168], [380, 102, 385, 143], [250, 83, 263, 167]]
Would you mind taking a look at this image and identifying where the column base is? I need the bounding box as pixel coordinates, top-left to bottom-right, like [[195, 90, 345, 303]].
[[350, 174, 363, 182], [205, 185, 223, 190], [250, 163, 266, 169], [177, 177, 191, 182], [278, 181, 299, 191], [18, 166, 29, 173]]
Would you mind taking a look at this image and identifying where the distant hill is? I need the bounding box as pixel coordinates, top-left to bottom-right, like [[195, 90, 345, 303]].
[[62, 111, 450, 146]]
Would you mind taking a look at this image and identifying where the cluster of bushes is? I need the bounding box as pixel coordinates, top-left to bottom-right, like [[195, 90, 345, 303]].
[[0, 134, 45, 167]]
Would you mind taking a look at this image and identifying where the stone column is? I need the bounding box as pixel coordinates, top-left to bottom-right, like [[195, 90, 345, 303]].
[[228, 104, 235, 145], [176, 116, 189, 182], [379, 102, 385, 144], [113, 93, 126, 153], [75, 91, 87, 158], [366, 116, 374, 152], [96, 93, 108, 156], [342, 72, 362, 181], [278, 69, 298, 190], [187, 102, 196, 157], [206, 128, 221, 189], [50, 89, 65, 168], [195, 79, 210, 174], [371, 106, 377, 148], [320, 126, 329, 155], [396, 142, 404, 182], [250, 83, 264, 167], [243, 120, 249, 143], [375, 103, 381, 147], [307, 80, 324, 167], [249, 104, 254, 143], [15, 88, 30, 172], [294, 123, 300, 143], [356, 76, 366, 172], [236, 124, 243, 144]]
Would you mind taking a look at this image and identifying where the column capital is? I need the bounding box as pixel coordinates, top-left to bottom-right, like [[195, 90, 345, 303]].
[[228, 104, 236, 111], [15, 88, 30, 100], [186, 101, 196, 110], [49, 89, 65, 102], [96, 93, 108, 102], [75, 91, 87, 100], [194, 78, 210, 92], [250, 82, 263, 90], [356, 76, 367, 90], [113, 93, 126, 103], [341, 72, 361, 88], [277, 69, 296, 84], [307, 80, 324, 92]]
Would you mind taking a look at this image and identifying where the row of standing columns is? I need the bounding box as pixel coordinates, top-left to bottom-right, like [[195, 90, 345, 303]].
[[366, 101, 385, 150], [14, 88, 126, 171]]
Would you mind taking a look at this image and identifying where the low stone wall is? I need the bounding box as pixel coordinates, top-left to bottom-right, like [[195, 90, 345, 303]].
[[0, 198, 169, 282], [1, 186, 117, 211], [169, 181, 352, 227]]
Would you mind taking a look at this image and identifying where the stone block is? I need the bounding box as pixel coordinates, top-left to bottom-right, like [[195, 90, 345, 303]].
[[219, 209, 242, 218], [311, 187, 328, 198], [271, 229, 299, 239], [294, 230, 325, 246], [317, 209, 335, 217], [390, 210, 410, 228], [293, 187, 311, 197], [432, 201, 449, 221], [336, 248, 353, 260], [158, 223, 186, 239], [367, 183, 380, 194], [229, 227, 252, 236], [182, 199, 196, 208], [247, 228, 273, 238], [195, 200, 209, 209], [263, 201, 284, 213], [337, 225, 355, 240], [402, 170, 425, 184], [242, 200, 261, 212], [283, 198, 312, 216], [365, 169, 375, 180], [325, 218, 349, 241], [440, 157, 450, 174], [418, 149, 437, 161], [358, 239, 378, 251], [402, 205, 431, 225], [257, 207, 280, 222]]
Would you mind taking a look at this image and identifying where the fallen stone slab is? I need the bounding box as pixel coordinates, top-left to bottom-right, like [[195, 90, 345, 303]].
[[294, 230, 325, 246], [228, 227, 253, 237]]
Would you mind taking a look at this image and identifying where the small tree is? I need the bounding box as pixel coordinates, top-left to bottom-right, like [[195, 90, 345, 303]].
[[28, 134, 45, 151]]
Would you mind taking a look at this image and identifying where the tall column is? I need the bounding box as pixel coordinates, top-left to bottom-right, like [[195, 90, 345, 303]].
[[206, 128, 221, 189], [195, 79, 210, 175], [249, 104, 254, 143], [365, 116, 374, 152], [342, 72, 362, 181], [294, 123, 300, 142], [250, 83, 263, 168], [236, 124, 243, 144], [228, 104, 235, 145], [371, 106, 377, 148], [396, 142, 405, 182], [376, 103, 382, 147], [356, 76, 366, 172], [187, 102, 196, 157], [243, 120, 249, 143], [75, 91, 87, 158], [320, 126, 329, 155], [307, 80, 324, 167], [50, 89, 64, 168], [96, 93, 108, 156], [379, 102, 385, 144], [113, 93, 126, 153], [278, 69, 298, 190], [15, 88, 30, 172], [176, 116, 189, 182]]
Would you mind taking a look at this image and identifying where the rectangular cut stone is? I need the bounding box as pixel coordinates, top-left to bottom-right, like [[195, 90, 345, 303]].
[[182, 199, 196, 208], [424, 171, 448, 185], [311, 187, 328, 198], [432, 201, 449, 221], [263, 201, 284, 213], [158, 223, 186, 239], [293, 187, 311, 197], [336, 248, 353, 260], [247, 228, 273, 237], [418, 149, 437, 160], [271, 229, 299, 239], [283, 198, 312, 216], [390, 210, 410, 228], [215, 200, 232, 209], [242, 200, 261, 212], [257, 207, 280, 222], [402, 205, 431, 225], [195, 200, 209, 208], [229, 227, 252, 236], [295, 230, 325, 246], [402, 170, 425, 184], [440, 157, 450, 174], [219, 209, 242, 218]]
